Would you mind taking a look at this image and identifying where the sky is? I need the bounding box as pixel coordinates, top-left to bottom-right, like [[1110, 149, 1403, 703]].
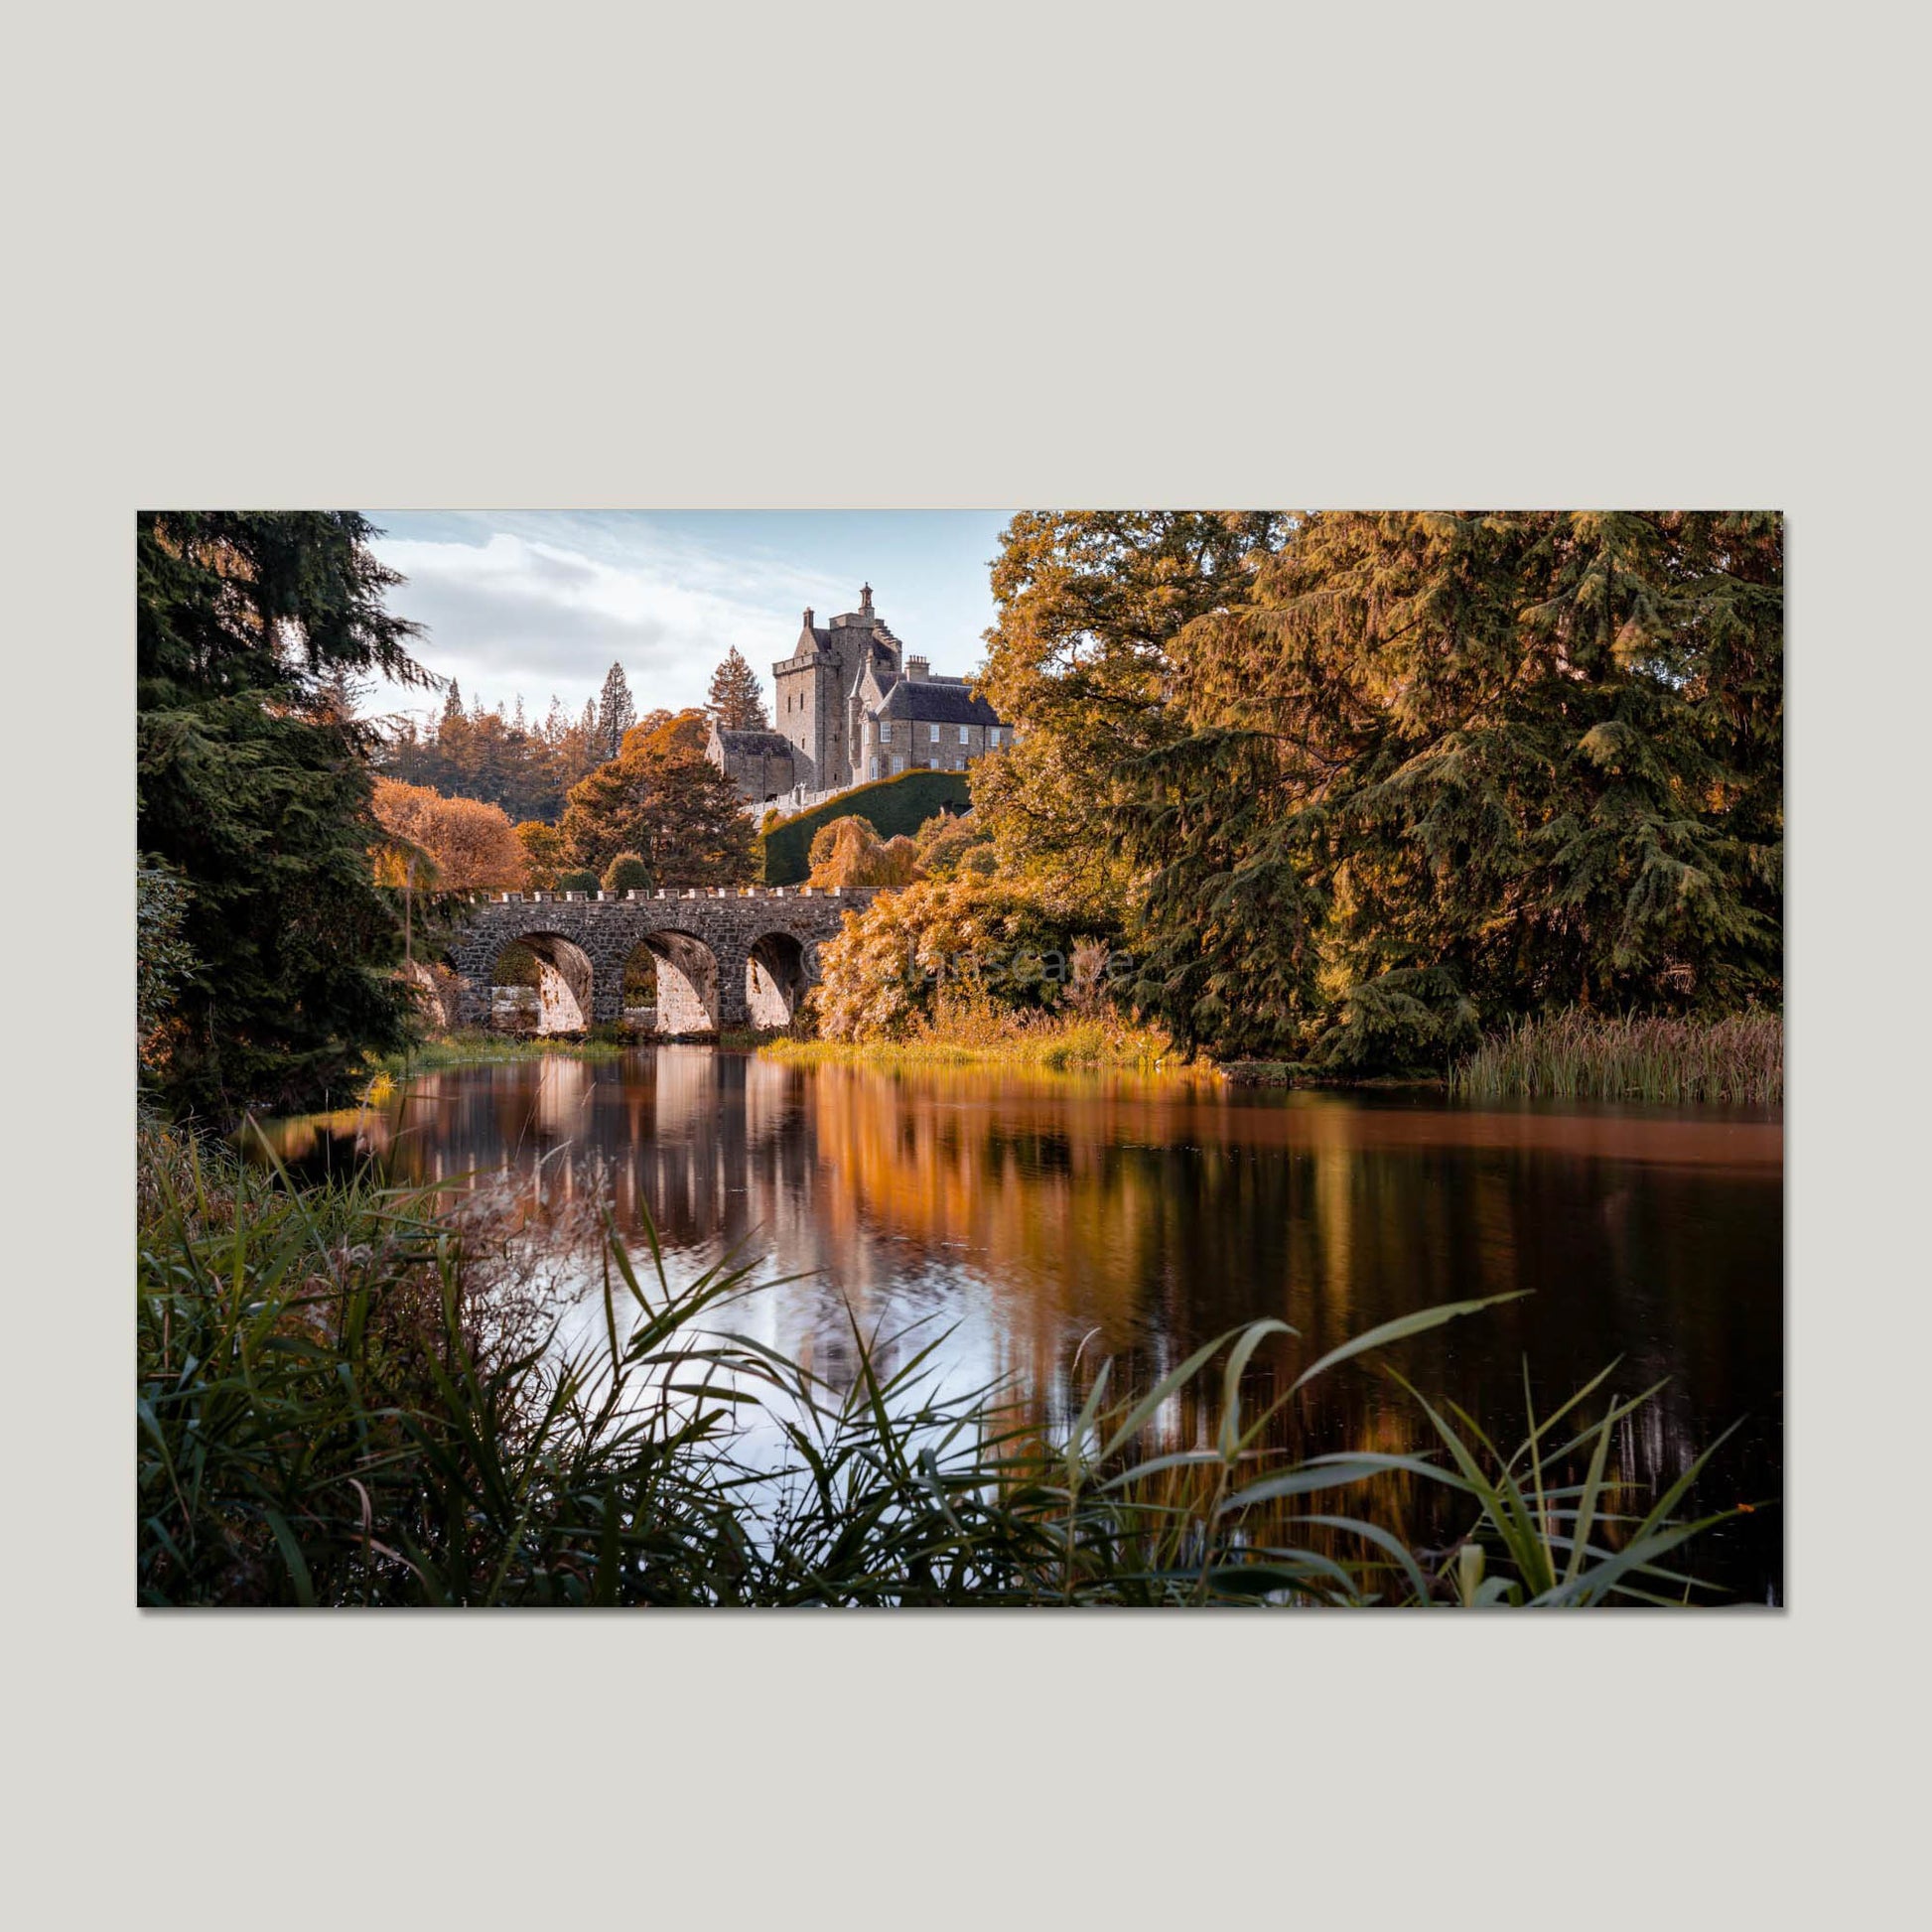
[[360, 510, 1015, 730]]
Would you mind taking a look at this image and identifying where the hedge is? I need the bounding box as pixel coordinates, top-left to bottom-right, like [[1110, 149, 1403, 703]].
[[759, 769, 972, 885]]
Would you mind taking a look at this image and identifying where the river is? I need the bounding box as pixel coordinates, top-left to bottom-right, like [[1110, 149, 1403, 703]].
[[278, 1046, 1785, 1600]]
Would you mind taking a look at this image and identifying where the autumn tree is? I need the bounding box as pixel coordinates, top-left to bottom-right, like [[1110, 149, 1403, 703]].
[[384, 686, 580, 822], [706, 645, 770, 730], [372, 777, 528, 892], [972, 511, 1291, 914], [514, 820, 566, 889], [138, 511, 431, 1119], [914, 808, 996, 879], [1114, 511, 1784, 1064], [807, 815, 925, 888], [560, 708, 755, 885], [810, 875, 1111, 1040]]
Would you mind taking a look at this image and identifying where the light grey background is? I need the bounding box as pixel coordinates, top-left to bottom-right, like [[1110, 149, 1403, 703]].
[[4, 1, 1924, 1926]]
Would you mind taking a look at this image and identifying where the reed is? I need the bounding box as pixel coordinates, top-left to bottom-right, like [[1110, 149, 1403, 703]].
[[137, 1124, 1752, 1607], [1451, 1011, 1782, 1105]]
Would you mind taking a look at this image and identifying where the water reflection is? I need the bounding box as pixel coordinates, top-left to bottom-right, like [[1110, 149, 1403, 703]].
[[305, 1047, 1785, 1596]]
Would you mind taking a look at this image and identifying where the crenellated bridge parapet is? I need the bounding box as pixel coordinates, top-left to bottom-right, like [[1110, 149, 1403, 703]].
[[438, 885, 877, 1035]]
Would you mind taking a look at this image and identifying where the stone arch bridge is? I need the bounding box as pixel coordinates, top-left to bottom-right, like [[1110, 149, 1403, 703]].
[[440, 886, 877, 1035]]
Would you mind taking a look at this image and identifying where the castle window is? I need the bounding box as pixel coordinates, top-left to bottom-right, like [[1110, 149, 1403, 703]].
[[880, 720, 892, 744], [957, 724, 968, 744], [928, 723, 940, 744]]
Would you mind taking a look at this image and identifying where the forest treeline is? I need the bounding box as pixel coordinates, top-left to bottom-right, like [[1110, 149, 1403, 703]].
[[381, 644, 768, 826]]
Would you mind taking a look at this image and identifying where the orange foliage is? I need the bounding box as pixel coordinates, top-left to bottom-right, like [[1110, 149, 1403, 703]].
[[373, 777, 528, 892], [807, 815, 925, 890]]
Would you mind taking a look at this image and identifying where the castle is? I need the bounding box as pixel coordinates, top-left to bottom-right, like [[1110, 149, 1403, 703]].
[[706, 584, 1009, 808]]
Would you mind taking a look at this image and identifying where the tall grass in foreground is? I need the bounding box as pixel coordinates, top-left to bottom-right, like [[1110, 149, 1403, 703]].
[[139, 1126, 1751, 1607], [1452, 1011, 1783, 1106]]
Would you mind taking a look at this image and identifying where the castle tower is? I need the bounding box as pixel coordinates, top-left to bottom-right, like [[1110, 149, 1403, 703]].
[[771, 586, 901, 794]]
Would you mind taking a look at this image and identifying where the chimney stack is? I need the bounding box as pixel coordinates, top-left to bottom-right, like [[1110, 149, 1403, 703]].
[[905, 655, 929, 681], [802, 608, 814, 627]]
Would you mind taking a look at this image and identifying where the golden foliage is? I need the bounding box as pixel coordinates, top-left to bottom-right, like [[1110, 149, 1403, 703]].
[[513, 820, 565, 890], [373, 777, 528, 892], [806, 815, 925, 889]]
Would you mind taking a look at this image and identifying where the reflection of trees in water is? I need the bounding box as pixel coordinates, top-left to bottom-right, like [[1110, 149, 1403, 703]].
[[374, 1054, 1781, 1592]]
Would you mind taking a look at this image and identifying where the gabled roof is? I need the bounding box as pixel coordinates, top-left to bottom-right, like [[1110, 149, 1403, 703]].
[[773, 626, 834, 673], [877, 678, 1003, 728], [712, 727, 794, 757]]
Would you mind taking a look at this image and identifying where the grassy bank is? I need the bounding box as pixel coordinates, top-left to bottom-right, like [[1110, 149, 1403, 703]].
[[1452, 1012, 1783, 1105], [764, 1008, 1190, 1075], [138, 1124, 1746, 1607], [372, 1031, 635, 1077]]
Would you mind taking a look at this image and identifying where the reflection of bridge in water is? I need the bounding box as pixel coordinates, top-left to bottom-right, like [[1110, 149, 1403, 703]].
[[439, 886, 878, 1035]]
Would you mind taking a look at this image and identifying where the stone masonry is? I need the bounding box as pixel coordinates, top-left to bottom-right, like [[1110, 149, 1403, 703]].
[[443, 886, 877, 1035], [756, 582, 1009, 808]]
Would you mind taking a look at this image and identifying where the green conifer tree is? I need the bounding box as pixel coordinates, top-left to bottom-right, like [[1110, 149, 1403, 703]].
[[597, 662, 636, 761], [706, 646, 770, 730], [138, 511, 433, 1119]]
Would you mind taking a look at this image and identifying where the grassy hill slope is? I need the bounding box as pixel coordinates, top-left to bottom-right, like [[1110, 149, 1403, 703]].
[[759, 769, 971, 885]]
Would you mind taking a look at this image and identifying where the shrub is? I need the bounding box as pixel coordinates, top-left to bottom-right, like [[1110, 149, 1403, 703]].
[[602, 852, 652, 896], [811, 874, 1124, 1040], [759, 769, 971, 885], [555, 869, 599, 895], [807, 816, 924, 888], [493, 940, 539, 988], [914, 808, 994, 879], [137, 855, 195, 1073]]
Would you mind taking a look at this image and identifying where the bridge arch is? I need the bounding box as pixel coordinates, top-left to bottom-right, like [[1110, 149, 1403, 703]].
[[636, 928, 721, 1034], [507, 930, 596, 1034], [747, 929, 811, 1028]]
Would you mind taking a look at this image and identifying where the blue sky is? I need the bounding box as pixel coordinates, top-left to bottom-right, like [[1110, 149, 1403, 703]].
[[362, 510, 1015, 729]]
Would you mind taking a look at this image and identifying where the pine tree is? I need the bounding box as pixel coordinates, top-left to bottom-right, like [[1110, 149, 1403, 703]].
[[597, 662, 635, 760], [138, 511, 433, 1120], [706, 646, 770, 730]]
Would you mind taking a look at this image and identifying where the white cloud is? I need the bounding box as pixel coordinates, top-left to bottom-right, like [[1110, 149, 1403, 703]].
[[363, 521, 851, 726]]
